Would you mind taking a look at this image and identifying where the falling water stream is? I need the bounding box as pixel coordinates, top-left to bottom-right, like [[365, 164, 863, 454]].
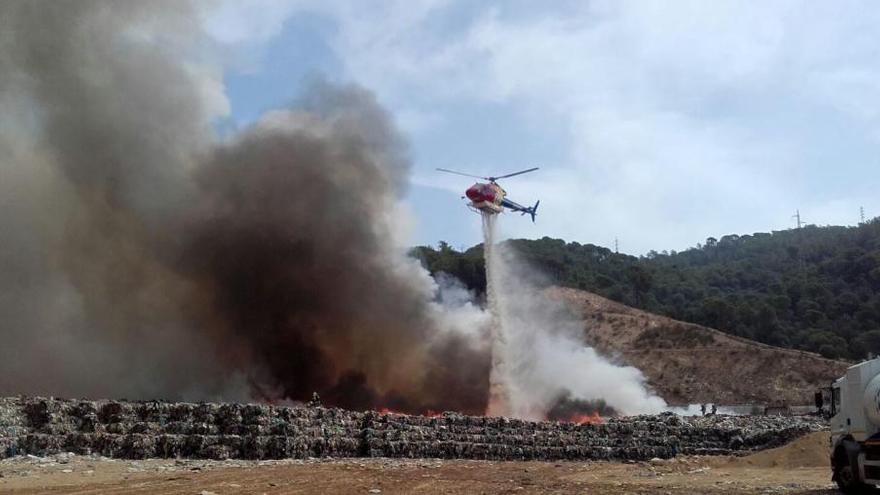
[[482, 211, 510, 416]]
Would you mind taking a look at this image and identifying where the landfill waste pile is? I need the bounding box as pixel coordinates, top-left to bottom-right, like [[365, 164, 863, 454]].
[[0, 397, 825, 461]]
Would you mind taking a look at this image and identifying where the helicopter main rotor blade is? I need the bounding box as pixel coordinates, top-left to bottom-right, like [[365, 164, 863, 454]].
[[492, 167, 539, 180], [436, 168, 488, 180]]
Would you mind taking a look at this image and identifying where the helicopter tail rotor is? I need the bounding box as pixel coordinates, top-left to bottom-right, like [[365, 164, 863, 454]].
[[529, 200, 540, 222]]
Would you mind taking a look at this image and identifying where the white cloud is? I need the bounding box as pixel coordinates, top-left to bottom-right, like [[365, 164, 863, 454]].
[[205, 0, 880, 252], [203, 0, 313, 45]]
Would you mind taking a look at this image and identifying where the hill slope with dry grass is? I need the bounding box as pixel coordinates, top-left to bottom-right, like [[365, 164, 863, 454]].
[[550, 287, 850, 406]]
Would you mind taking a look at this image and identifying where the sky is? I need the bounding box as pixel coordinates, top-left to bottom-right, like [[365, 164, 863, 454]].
[[204, 0, 880, 255]]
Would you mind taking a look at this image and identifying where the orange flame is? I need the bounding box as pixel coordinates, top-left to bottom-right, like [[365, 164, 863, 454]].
[[564, 412, 603, 425], [375, 408, 600, 424], [376, 408, 445, 418], [377, 407, 404, 415]]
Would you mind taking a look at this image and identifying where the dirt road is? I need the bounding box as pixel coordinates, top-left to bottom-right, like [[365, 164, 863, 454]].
[[0, 433, 838, 494]]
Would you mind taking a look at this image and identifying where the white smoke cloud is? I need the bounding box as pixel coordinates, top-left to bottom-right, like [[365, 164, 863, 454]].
[[481, 213, 666, 419], [497, 245, 666, 418], [428, 272, 491, 342]]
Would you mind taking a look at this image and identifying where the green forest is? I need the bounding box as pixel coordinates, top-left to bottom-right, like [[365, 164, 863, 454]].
[[412, 218, 880, 361]]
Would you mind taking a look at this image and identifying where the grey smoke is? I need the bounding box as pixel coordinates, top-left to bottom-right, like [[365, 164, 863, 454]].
[[0, 0, 490, 413], [0, 0, 232, 400], [0, 0, 664, 420]]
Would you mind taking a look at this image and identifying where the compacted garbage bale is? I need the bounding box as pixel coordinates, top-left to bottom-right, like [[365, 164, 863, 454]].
[[0, 397, 828, 461]]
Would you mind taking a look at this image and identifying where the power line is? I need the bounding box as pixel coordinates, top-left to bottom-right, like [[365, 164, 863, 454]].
[[792, 209, 804, 229], [791, 210, 806, 279]]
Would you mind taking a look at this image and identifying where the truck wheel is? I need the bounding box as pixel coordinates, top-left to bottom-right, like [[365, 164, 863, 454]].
[[835, 461, 874, 494]]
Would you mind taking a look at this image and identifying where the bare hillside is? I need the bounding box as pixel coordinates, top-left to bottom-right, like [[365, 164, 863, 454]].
[[550, 287, 850, 406]]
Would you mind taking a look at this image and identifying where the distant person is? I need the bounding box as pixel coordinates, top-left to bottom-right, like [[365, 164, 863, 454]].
[[700, 403, 706, 416], [711, 404, 718, 415]]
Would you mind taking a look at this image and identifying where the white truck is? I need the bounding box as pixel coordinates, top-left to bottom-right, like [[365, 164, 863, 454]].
[[825, 357, 880, 493]]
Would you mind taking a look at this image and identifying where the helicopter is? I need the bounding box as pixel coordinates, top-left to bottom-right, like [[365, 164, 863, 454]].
[[436, 167, 540, 222]]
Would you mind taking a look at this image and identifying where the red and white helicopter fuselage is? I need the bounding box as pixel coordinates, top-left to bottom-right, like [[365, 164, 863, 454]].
[[465, 182, 506, 214]]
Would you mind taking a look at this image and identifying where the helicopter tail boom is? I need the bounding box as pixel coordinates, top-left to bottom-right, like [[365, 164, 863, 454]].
[[501, 198, 540, 222]]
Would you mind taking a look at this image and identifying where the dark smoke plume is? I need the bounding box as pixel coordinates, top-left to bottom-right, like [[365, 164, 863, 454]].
[[546, 392, 618, 421], [0, 1, 488, 414]]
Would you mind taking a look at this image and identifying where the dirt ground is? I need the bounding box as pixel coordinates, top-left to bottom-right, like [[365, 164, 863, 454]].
[[0, 433, 839, 495]]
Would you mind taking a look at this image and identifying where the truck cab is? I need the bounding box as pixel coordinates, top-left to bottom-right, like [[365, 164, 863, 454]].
[[829, 357, 880, 492]]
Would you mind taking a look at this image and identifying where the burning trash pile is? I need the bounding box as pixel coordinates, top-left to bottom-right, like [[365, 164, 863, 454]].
[[1, 397, 824, 462]]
